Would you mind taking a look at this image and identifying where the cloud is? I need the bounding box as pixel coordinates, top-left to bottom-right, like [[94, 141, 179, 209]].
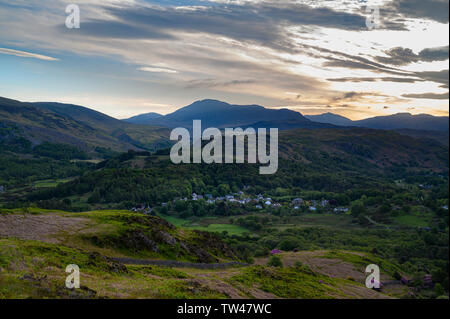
[[416, 69, 449, 88], [75, 20, 174, 40], [138, 66, 178, 74], [402, 92, 449, 100], [374, 46, 449, 66], [70, 1, 372, 54], [327, 76, 421, 83], [0, 47, 59, 61], [419, 46, 450, 62], [387, 0, 449, 23], [184, 79, 255, 89], [0, 0, 447, 119]]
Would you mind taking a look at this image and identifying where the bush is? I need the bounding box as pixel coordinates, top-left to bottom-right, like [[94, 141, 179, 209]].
[[434, 283, 445, 298], [267, 255, 283, 268]]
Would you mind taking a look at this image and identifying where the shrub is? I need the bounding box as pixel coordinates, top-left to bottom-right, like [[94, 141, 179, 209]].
[[267, 255, 283, 268]]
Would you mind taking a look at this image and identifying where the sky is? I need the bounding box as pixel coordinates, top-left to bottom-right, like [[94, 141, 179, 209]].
[[0, 0, 448, 120]]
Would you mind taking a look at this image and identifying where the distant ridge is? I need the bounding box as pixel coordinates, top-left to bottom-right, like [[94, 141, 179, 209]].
[[305, 113, 354, 126], [124, 112, 163, 124], [306, 112, 449, 132]]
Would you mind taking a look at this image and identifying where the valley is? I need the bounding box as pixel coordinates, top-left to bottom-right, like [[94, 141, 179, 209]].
[[0, 96, 448, 299]]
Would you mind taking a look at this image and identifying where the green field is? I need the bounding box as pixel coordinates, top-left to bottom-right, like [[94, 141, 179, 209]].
[[391, 206, 433, 228], [159, 214, 249, 235], [33, 178, 74, 188]]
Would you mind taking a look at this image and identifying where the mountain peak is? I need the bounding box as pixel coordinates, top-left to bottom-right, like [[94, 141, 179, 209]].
[[124, 112, 163, 124], [123, 99, 311, 128]]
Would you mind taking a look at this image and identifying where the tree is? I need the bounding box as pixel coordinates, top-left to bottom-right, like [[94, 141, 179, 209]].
[[351, 200, 366, 217]]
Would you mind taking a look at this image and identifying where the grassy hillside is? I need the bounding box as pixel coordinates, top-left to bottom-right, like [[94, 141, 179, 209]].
[[0, 209, 407, 299], [0, 97, 171, 154]]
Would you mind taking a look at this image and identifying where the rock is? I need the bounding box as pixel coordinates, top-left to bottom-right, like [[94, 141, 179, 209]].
[[88, 251, 128, 273], [155, 231, 177, 246], [122, 230, 159, 252]]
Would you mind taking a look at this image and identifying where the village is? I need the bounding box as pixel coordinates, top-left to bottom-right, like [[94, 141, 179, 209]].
[[131, 187, 350, 216]]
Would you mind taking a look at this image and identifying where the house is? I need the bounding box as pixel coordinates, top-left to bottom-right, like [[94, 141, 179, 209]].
[[197, 195, 204, 200], [309, 206, 317, 212], [226, 195, 234, 201], [206, 199, 215, 204], [192, 193, 198, 200], [255, 205, 263, 209], [205, 194, 213, 199], [443, 205, 448, 210], [292, 198, 303, 205], [320, 200, 329, 207], [333, 207, 349, 214], [294, 206, 300, 210], [265, 200, 272, 206]]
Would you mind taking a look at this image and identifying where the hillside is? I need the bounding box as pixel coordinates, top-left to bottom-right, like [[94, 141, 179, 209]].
[[279, 127, 449, 171], [18, 127, 448, 213], [0, 209, 406, 299], [0, 97, 171, 155]]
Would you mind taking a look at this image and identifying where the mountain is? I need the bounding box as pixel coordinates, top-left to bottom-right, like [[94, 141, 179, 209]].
[[305, 113, 354, 126], [124, 112, 163, 124], [354, 113, 449, 132], [307, 112, 449, 132], [124, 99, 328, 129], [32, 102, 123, 131], [0, 97, 171, 154]]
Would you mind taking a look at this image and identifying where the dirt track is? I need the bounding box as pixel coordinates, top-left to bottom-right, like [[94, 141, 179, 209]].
[[112, 257, 248, 269]]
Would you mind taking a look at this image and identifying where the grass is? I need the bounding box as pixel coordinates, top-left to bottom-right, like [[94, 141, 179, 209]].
[[393, 214, 430, 227], [0, 237, 226, 299], [127, 265, 191, 279], [391, 207, 432, 228], [227, 264, 347, 299], [0, 209, 414, 299], [276, 213, 359, 230], [322, 251, 404, 278], [33, 178, 74, 188], [159, 214, 249, 236]]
